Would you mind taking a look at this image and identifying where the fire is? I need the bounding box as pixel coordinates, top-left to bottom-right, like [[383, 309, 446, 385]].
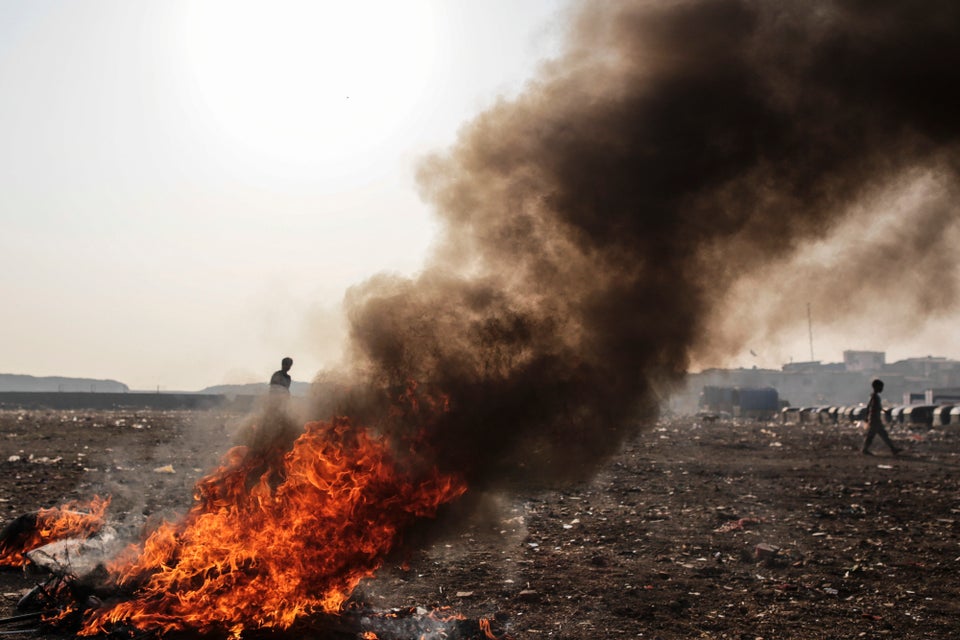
[[0, 496, 109, 567], [73, 416, 466, 636], [480, 617, 500, 640]]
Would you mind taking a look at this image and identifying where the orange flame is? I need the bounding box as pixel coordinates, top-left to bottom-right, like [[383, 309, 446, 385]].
[[78, 417, 466, 636], [0, 497, 109, 567], [479, 617, 504, 640]]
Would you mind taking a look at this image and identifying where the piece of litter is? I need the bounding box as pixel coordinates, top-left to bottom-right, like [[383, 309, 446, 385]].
[[153, 464, 176, 474]]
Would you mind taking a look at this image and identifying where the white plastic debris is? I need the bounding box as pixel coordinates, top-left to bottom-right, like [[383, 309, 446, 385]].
[[26, 526, 121, 578]]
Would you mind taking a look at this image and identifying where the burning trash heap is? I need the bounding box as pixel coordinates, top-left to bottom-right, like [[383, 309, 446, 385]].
[[4, 0, 960, 636], [1, 408, 474, 638]]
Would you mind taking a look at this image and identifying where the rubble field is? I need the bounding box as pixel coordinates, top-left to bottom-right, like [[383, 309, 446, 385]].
[[2, 408, 959, 639]]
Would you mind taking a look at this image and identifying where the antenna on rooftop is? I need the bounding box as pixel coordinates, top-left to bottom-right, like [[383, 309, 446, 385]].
[[807, 302, 815, 361]]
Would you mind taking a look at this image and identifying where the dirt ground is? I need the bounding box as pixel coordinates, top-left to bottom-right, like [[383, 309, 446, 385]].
[[2, 408, 959, 639]]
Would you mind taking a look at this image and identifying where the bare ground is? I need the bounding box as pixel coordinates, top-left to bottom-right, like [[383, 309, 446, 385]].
[[2, 408, 959, 639]]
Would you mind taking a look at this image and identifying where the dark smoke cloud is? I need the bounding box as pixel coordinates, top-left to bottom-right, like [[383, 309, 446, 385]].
[[320, 0, 960, 487]]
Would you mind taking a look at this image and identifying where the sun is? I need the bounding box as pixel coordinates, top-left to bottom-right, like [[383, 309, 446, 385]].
[[178, 0, 439, 171]]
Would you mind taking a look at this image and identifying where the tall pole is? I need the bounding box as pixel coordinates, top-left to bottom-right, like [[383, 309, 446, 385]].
[[807, 302, 815, 361]]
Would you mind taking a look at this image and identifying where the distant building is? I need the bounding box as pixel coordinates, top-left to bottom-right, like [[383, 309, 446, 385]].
[[885, 357, 960, 388], [844, 350, 885, 372], [669, 350, 960, 415], [699, 385, 780, 417], [782, 360, 846, 374], [923, 387, 960, 404]]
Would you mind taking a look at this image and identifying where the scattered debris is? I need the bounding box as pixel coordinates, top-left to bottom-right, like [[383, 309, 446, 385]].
[[713, 517, 762, 533], [754, 543, 780, 561], [3, 410, 959, 638]]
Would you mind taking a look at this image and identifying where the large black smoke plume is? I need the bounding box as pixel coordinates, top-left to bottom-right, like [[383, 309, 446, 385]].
[[319, 0, 960, 488]]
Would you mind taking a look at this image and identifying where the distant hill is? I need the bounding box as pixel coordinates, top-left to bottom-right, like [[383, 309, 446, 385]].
[[199, 381, 313, 397], [0, 374, 129, 393]]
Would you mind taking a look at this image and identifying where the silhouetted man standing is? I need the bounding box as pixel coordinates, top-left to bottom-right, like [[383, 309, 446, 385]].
[[269, 357, 293, 394], [862, 378, 901, 455]]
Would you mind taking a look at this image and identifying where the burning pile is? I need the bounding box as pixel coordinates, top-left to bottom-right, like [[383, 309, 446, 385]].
[[2, 416, 467, 637], [0, 497, 109, 568]]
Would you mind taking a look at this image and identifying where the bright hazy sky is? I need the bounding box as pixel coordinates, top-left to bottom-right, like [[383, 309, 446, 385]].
[[0, 0, 573, 390]]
